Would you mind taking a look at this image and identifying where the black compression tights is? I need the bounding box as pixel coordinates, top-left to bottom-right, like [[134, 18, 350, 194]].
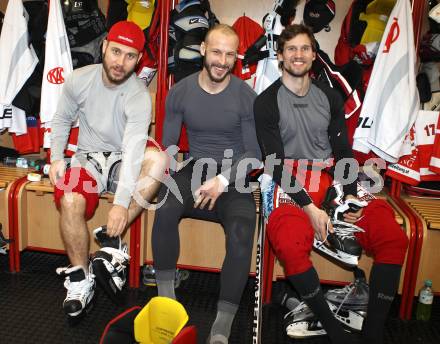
[[152, 163, 256, 305]]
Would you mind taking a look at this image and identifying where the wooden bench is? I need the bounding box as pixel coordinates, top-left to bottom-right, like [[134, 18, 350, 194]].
[[0, 166, 33, 271], [14, 177, 146, 287], [404, 198, 440, 230], [401, 195, 440, 296]]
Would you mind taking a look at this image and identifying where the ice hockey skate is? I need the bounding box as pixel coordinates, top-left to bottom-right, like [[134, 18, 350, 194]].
[[92, 226, 130, 303], [284, 299, 365, 338], [325, 268, 369, 311], [56, 264, 95, 323], [314, 199, 367, 266], [284, 300, 327, 338], [142, 264, 189, 288]]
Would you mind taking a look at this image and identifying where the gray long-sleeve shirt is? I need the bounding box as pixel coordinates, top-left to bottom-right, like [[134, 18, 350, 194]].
[[51, 64, 151, 208], [163, 72, 261, 185]]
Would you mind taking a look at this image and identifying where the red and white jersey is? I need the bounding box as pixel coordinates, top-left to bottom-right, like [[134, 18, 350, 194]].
[[232, 16, 264, 81], [353, 0, 419, 162], [40, 0, 72, 127], [429, 114, 440, 174], [387, 110, 440, 184], [386, 125, 420, 185], [415, 111, 440, 181]]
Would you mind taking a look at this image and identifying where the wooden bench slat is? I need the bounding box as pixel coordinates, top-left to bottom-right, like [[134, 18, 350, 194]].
[[428, 221, 440, 230]]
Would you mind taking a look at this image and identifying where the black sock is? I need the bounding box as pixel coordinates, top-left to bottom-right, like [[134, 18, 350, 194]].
[[362, 263, 402, 344], [288, 267, 351, 344]]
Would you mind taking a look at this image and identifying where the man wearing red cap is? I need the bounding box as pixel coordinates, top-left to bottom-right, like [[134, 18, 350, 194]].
[[49, 21, 168, 320]]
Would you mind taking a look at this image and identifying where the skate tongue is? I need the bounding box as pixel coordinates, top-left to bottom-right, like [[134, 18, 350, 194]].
[[94, 226, 121, 249], [68, 266, 87, 282]]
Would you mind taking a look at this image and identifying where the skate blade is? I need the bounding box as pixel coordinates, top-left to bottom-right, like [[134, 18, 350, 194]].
[[313, 242, 359, 266], [66, 297, 95, 326], [93, 260, 124, 305], [328, 303, 365, 331], [143, 281, 157, 287], [286, 321, 327, 338]]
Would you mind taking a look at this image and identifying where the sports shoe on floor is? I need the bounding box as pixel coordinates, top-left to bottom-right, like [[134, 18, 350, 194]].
[[142, 265, 190, 288], [92, 226, 130, 303], [142, 264, 157, 286], [56, 264, 95, 320], [284, 299, 365, 338], [325, 277, 369, 311], [284, 301, 327, 338]]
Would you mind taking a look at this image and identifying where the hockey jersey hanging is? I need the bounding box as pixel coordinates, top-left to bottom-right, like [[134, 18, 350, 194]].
[[136, 0, 161, 86], [40, 0, 73, 148], [252, 0, 288, 94], [387, 110, 440, 185], [0, 0, 38, 134], [352, 0, 419, 163], [232, 16, 264, 81], [11, 0, 48, 120]]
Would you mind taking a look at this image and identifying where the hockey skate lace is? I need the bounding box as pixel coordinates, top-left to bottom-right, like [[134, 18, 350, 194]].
[[283, 301, 309, 320], [331, 220, 365, 240], [56, 267, 95, 302], [100, 246, 130, 268], [64, 277, 94, 301], [329, 282, 356, 315]]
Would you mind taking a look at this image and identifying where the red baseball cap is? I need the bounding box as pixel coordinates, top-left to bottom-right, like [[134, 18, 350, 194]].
[[107, 21, 145, 52]]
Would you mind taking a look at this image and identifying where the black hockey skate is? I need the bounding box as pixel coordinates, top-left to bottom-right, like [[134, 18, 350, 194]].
[[92, 226, 129, 303], [314, 199, 367, 266]]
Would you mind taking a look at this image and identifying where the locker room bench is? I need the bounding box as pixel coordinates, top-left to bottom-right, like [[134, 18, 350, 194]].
[[13, 177, 145, 287], [401, 196, 440, 298], [0, 166, 33, 271]]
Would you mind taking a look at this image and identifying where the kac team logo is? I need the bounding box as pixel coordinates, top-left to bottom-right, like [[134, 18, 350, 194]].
[[47, 67, 65, 84], [383, 17, 400, 53]]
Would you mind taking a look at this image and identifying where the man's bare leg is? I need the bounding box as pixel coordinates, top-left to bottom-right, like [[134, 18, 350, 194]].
[[58, 192, 95, 319], [126, 147, 169, 225], [59, 192, 90, 269]]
